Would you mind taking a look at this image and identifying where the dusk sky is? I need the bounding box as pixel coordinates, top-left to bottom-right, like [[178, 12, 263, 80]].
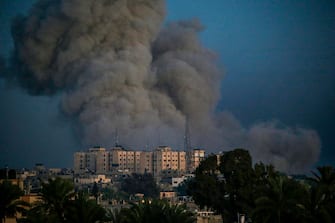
[[0, 0, 334, 171]]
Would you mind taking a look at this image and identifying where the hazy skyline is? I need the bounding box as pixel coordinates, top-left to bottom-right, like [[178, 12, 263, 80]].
[[0, 0, 334, 172]]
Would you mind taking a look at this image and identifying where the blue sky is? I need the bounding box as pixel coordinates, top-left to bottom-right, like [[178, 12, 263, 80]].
[[0, 0, 334, 168]]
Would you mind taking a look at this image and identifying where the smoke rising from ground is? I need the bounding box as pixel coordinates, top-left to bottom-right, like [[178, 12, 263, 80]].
[[6, 0, 320, 172]]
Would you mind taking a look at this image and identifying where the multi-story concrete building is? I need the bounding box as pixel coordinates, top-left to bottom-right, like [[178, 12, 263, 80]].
[[73, 152, 87, 174], [134, 151, 141, 173], [74, 146, 108, 174], [139, 151, 153, 174], [187, 149, 205, 173], [153, 146, 186, 176], [74, 146, 202, 176], [94, 148, 109, 174], [109, 146, 139, 173]]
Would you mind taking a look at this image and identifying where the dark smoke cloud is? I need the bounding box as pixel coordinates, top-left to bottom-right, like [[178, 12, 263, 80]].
[[246, 122, 321, 173], [6, 0, 321, 173]]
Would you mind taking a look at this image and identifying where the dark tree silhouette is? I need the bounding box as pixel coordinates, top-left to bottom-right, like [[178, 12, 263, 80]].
[[0, 181, 28, 223], [187, 154, 223, 212], [64, 192, 107, 223], [252, 175, 305, 223], [120, 200, 195, 223], [121, 173, 159, 198], [39, 177, 75, 222], [310, 166, 335, 200]]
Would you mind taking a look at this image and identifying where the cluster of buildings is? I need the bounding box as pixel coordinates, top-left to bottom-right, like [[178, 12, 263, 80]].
[[1, 146, 219, 223], [73, 145, 205, 177]]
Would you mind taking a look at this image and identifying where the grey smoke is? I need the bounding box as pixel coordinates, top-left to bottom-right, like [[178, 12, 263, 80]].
[[7, 0, 320, 173]]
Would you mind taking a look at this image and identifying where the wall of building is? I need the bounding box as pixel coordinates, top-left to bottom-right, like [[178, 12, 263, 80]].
[[74, 147, 204, 176]]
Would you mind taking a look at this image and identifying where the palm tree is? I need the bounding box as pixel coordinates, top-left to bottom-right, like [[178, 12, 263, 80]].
[[299, 186, 334, 223], [121, 200, 195, 223], [18, 204, 57, 223], [37, 177, 75, 222], [105, 208, 127, 223], [64, 192, 106, 223], [163, 203, 195, 223], [22, 179, 109, 223], [301, 166, 335, 223], [310, 166, 335, 200], [252, 175, 305, 223], [0, 180, 29, 223]]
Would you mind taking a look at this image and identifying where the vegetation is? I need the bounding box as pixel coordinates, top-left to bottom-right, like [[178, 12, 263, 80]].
[[252, 175, 306, 223], [121, 173, 159, 198], [12, 177, 193, 223], [187, 148, 335, 223], [2, 150, 334, 223], [174, 178, 191, 196], [65, 192, 107, 223], [19, 178, 107, 223], [101, 187, 128, 201], [115, 200, 195, 223], [0, 180, 29, 223]]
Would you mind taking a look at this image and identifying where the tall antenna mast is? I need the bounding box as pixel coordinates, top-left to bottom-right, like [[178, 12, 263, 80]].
[[184, 116, 191, 151], [184, 116, 192, 172]]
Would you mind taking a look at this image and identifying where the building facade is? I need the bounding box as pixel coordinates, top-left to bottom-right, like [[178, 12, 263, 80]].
[[74, 146, 202, 176], [109, 147, 141, 173], [187, 149, 205, 173], [74, 146, 108, 174], [152, 146, 186, 176]]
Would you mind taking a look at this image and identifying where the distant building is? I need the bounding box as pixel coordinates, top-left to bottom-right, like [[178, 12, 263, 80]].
[[74, 152, 87, 174], [74, 146, 109, 174], [93, 148, 109, 174], [187, 149, 205, 173], [172, 174, 194, 187], [153, 146, 186, 176], [73, 146, 203, 176], [160, 191, 176, 200], [109, 146, 139, 173], [74, 174, 111, 185], [139, 151, 153, 174]]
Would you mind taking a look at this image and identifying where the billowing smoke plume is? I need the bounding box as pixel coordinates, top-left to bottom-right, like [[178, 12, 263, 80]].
[[7, 0, 320, 172]]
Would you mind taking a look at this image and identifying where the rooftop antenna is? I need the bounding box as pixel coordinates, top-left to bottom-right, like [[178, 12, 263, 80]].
[[157, 127, 161, 147], [184, 116, 193, 172], [184, 115, 191, 152], [114, 128, 119, 147]]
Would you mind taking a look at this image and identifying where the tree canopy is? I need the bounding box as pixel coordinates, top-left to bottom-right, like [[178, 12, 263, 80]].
[[187, 148, 335, 223], [121, 173, 159, 198], [117, 200, 195, 223], [0, 180, 28, 223]]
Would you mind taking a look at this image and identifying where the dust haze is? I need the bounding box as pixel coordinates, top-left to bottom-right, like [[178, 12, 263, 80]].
[[4, 0, 320, 173]]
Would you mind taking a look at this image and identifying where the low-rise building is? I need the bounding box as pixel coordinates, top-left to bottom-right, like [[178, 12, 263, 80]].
[[74, 174, 111, 185], [172, 174, 194, 187]]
